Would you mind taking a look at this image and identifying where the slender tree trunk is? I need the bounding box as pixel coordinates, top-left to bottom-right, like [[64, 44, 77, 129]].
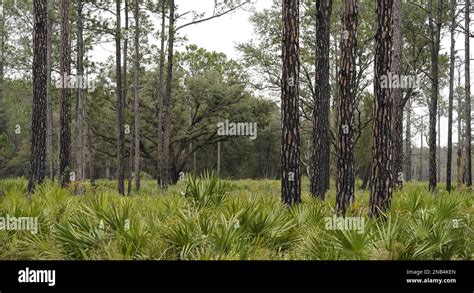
[[75, 0, 85, 194], [85, 91, 94, 186], [446, 0, 455, 192], [86, 132, 94, 185], [438, 109, 441, 182], [59, 0, 71, 188], [427, 0, 441, 192], [133, 0, 140, 191], [193, 148, 197, 173], [217, 141, 221, 176], [464, 0, 471, 187], [116, 0, 125, 195], [311, 0, 332, 200], [361, 164, 371, 190], [159, 0, 174, 189], [392, 0, 403, 189], [124, 0, 133, 195], [420, 118, 424, 181], [46, 0, 54, 180], [335, 0, 358, 214], [405, 105, 412, 181], [456, 61, 463, 188], [28, 0, 48, 193], [370, 0, 393, 218], [156, 0, 166, 187], [281, 0, 301, 206]]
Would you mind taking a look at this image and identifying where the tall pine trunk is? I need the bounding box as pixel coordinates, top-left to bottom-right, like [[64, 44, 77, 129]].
[[124, 0, 133, 195], [464, 0, 471, 187], [311, 0, 332, 200], [116, 0, 125, 195], [335, 0, 358, 214], [156, 0, 166, 187], [28, 0, 48, 193], [59, 0, 71, 188], [391, 0, 403, 189], [456, 62, 463, 189], [405, 105, 412, 182], [133, 0, 140, 191], [438, 109, 441, 182], [46, 0, 54, 180], [447, 0, 455, 192], [76, 0, 85, 194], [427, 0, 441, 192], [159, 0, 174, 189], [281, 0, 301, 206], [370, 0, 393, 218], [420, 119, 424, 181]]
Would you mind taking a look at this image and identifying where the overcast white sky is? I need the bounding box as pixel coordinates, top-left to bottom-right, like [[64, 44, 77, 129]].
[[90, 0, 472, 148], [175, 0, 273, 58]]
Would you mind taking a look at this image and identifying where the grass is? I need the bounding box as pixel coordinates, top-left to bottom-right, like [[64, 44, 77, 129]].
[[0, 175, 472, 260]]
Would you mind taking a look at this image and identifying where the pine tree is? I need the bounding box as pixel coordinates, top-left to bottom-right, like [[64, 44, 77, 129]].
[[133, 0, 140, 191], [370, 0, 394, 217], [446, 0, 456, 192], [281, 0, 301, 206], [116, 0, 125, 195], [59, 0, 71, 187], [311, 0, 332, 200], [159, 0, 174, 189], [391, 0, 403, 189], [28, 0, 48, 193], [335, 0, 358, 214], [463, 0, 471, 187]]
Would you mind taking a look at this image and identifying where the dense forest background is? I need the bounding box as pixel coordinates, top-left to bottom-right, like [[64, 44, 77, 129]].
[[0, 0, 469, 186]]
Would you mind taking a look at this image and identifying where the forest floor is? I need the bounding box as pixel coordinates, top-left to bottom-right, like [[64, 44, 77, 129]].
[[0, 176, 472, 260]]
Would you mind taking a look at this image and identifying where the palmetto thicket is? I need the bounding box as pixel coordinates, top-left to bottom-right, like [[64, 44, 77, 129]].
[[1, 177, 472, 260]]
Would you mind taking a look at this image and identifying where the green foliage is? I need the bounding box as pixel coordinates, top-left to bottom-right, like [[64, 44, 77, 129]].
[[0, 178, 472, 260]]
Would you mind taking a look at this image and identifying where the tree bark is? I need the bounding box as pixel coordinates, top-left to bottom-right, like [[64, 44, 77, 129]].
[[391, 0, 403, 189], [456, 60, 463, 189], [464, 0, 471, 187], [438, 109, 441, 182], [370, 0, 393, 218], [335, 0, 358, 215], [46, 0, 54, 180], [59, 0, 71, 188], [156, 0, 166, 187], [217, 141, 221, 176], [281, 0, 301, 206], [446, 0, 455, 192], [116, 0, 125, 195], [75, 0, 85, 194], [159, 0, 174, 189], [124, 0, 133, 195], [311, 0, 332, 200], [405, 104, 412, 181], [28, 0, 48, 193], [427, 0, 441, 192], [133, 0, 140, 191], [420, 118, 424, 181]]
